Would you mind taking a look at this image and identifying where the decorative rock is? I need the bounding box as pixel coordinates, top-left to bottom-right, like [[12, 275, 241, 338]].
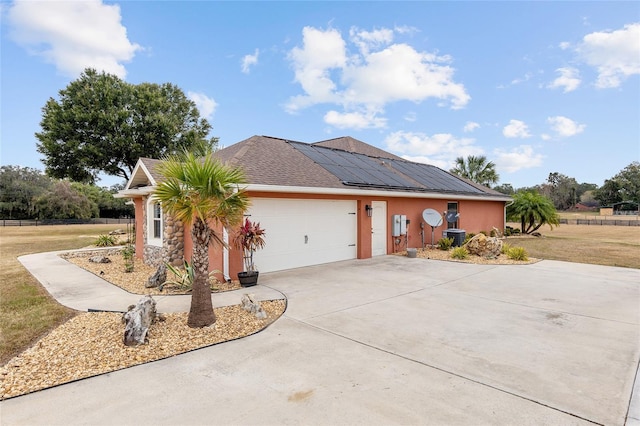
[[122, 295, 157, 346], [464, 233, 503, 258], [88, 256, 111, 264], [108, 229, 126, 235], [146, 264, 167, 288], [241, 294, 267, 319]]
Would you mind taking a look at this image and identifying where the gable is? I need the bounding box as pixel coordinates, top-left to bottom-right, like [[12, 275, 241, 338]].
[[312, 136, 403, 160]]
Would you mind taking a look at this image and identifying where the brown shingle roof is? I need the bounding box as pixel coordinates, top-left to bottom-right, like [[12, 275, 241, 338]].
[[130, 135, 509, 199], [313, 136, 403, 160], [214, 135, 344, 188]]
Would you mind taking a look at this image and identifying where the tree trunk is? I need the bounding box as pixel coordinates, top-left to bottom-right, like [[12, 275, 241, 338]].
[[123, 295, 156, 346], [187, 218, 216, 328]]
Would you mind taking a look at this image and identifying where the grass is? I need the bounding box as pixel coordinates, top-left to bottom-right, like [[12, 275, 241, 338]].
[[506, 223, 640, 269], [0, 224, 125, 365]]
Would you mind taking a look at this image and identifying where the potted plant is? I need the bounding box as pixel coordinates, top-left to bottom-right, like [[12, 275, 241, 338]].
[[233, 218, 266, 287]]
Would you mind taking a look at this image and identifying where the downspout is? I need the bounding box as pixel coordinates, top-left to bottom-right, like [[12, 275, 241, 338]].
[[222, 227, 230, 282], [504, 199, 514, 231]]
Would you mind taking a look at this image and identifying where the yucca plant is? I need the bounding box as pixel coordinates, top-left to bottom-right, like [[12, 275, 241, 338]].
[[161, 260, 195, 292], [451, 246, 469, 260], [507, 246, 529, 261], [437, 237, 454, 251], [95, 234, 117, 247]]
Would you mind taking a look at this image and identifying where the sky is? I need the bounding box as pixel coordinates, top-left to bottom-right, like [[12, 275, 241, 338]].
[[1, 1, 639, 190]]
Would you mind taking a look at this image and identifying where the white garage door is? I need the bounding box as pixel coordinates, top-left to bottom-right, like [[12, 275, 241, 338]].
[[245, 198, 357, 273]]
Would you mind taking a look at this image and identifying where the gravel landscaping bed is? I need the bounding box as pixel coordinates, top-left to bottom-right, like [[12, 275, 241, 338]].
[[394, 246, 539, 265], [1, 247, 284, 400], [61, 249, 243, 294], [0, 301, 285, 400]]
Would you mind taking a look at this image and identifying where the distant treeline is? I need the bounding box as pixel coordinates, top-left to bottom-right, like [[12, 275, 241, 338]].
[[0, 166, 133, 220]]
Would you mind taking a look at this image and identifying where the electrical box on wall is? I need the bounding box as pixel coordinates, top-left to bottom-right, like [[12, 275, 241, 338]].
[[391, 214, 407, 236]]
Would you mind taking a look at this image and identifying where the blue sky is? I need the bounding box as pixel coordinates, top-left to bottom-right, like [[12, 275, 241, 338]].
[[1, 1, 639, 189]]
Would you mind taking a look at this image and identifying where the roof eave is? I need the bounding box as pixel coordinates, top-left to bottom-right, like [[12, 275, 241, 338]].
[[245, 184, 512, 202], [114, 186, 156, 198]]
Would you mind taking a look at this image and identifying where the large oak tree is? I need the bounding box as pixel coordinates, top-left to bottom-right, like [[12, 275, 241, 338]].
[[36, 69, 216, 184]]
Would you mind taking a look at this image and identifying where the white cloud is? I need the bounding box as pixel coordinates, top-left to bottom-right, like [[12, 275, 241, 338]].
[[404, 112, 417, 122], [286, 25, 469, 128], [547, 67, 581, 92], [7, 0, 140, 78], [503, 119, 532, 138], [494, 145, 544, 173], [577, 23, 640, 88], [384, 131, 483, 169], [559, 41, 571, 50], [463, 121, 480, 132], [547, 116, 585, 137], [349, 27, 394, 55], [241, 49, 259, 74], [324, 110, 387, 130], [188, 92, 218, 120]]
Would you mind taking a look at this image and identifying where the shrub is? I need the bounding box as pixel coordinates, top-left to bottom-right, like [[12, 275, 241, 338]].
[[437, 237, 454, 251], [507, 246, 529, 261], [451, 246, 469, 260], [121, 244, 135, 272], [501, 242, 511, 254], [463, 232, 476, 244], [95, 234, 117, 247]]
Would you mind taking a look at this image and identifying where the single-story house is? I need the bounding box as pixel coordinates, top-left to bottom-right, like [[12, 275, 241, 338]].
[[117, 135, 512, 279]]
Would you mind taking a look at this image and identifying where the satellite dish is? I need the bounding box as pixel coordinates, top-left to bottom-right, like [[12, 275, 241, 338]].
[[422, 209, 443, 227], [446, 212, 460, 224]]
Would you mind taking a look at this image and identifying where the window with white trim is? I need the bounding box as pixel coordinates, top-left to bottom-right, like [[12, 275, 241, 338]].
[[147, 199, 163, 246], [153, 203, 162, 239]]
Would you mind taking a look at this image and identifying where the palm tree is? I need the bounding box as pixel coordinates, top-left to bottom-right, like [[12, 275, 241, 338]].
[[450, 155, 499, 187], [507, 191, 560, 234], [154, 150, 249, 327]]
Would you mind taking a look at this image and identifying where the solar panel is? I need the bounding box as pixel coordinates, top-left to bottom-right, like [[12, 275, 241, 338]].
[[385, 159, 483, 193], [289, 141, 485, 194]]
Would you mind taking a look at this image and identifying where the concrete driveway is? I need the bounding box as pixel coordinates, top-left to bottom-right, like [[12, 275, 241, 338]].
[[2, 255, 639, 425]]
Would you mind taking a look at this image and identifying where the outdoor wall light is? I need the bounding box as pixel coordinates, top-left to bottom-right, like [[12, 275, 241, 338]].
[[365, 204, 373, 217]]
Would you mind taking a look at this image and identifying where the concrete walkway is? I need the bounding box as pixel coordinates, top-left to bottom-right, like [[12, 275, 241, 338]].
[[17, 250, 284, 312], [2, 253, 640, 425]]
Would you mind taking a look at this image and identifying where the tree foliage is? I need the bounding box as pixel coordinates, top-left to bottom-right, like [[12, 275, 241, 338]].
[[507, 191, 560, 234], [154, 150, 249, 328], [493, 183, 515, 195], [0, 165, 132, 220], [32, 181, 95, 220], [36, 68, 216, 184], [0, 166, 53, 219], [594, 162, 640, 206], [450, 155, 499, 187], [71, 182, 134, 218]]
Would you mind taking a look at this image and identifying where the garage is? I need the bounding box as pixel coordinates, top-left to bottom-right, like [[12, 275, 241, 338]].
[[245, 198, 358, 273]]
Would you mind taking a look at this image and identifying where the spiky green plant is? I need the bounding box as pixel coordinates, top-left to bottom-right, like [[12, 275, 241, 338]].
[[95, 234, 117, 247], [437, 237, 454, 251], [507, 246, 529, 261], [451, 246, 469, 260]]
